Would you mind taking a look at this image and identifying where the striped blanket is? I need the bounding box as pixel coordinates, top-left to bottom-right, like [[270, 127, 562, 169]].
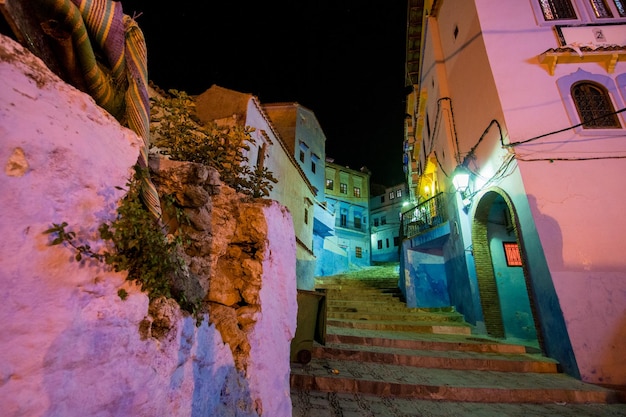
[[37, 0, 162, 219]]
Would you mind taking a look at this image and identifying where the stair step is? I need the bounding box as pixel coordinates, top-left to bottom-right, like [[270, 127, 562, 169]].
[[328, 300, 455, 313], [325, 328, 532, 354], [290, 358, 625, 404], [312, 342, 559, 373], [327, 311, 466, 322], [327, 318, 473, 335], [291, 389, 626, 417], [323, 291, 401, 300]]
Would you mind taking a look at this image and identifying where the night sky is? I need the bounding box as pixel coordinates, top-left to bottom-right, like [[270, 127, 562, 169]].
[[129, 2, 410, 187]]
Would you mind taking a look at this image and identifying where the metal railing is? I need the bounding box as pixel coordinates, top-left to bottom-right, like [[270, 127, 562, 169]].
[[401, 192, 447, 239], [336, 219, 366, 232]]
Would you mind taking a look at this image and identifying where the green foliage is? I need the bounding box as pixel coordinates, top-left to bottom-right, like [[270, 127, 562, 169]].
[[45, 87, 279, 323], [150, 89, 277, 198], [45, 168, 191, 310]]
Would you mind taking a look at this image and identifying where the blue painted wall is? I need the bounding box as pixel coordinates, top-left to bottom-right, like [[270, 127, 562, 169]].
[[489, 231, 537, 341]]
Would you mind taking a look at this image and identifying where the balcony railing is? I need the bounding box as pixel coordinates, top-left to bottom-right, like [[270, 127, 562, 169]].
[[401, 192, 447, 239], [336, 220, 366, 232]]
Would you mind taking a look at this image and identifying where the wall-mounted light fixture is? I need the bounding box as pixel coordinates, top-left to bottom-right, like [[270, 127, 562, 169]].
[[452, 164, 472, 208]]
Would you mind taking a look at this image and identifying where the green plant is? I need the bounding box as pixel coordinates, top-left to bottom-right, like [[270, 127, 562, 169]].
[[150, 89, 277, 197], [45, 167, 197, 314]]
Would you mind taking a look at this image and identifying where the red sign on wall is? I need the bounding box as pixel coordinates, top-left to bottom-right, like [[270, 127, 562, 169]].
[[503, 242, 522, 267]]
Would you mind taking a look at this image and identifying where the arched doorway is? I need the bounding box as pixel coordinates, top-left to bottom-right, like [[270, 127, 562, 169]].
[[471, 189, 542, 349]]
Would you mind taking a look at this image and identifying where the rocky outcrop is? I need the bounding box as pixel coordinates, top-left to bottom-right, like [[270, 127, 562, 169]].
[[0, 33, 296, 417]]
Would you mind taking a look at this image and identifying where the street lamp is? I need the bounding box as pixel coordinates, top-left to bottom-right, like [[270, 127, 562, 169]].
[[452, 164, 472, 209], [452, 165, 471, 196]]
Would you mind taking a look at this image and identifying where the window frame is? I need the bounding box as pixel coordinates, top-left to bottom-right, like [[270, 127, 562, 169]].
[[571, 81, 622, 128], [340, 183, 348, 194], [581, 0, 626, 20], [531, 0, 626, 25], [556, 68, 625, 135]]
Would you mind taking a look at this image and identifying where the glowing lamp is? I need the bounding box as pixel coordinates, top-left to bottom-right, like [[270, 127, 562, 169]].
[[452, 165, 471, 195]]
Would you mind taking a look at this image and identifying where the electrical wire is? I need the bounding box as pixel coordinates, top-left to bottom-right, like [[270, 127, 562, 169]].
[[516, 155, 626, 162], [503, 107, 626, 147]]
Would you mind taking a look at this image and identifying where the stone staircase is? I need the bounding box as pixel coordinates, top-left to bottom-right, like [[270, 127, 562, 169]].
[[290, 272, 626, 416]]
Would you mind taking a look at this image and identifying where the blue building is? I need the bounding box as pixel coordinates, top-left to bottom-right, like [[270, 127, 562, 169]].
[[317, 160, 371, 275], [370, 183, 407, 263]]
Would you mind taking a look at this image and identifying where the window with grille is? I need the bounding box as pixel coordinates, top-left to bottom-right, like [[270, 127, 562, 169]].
[[539, 0, 578, 20], [503, 242, 523, 267], [572, 81, 621, 128], [355, 247, 362, 258], [589, 0, 626, 17], [534, 0, 626, 22]]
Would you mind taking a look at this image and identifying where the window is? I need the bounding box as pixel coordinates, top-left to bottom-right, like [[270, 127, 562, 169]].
[[393, 237, 399, 247], [377, 240, 383, 249], [556, 69, 625, 134], [374, 218, 379, 227], [590, 0, 614, 17], [389, 192, 395, 200], [572, 81, 621, 128], [340, 214, 347, 227], [386, 238, 390, 248], [311, 153, 319, 174], [589, 0, 626, 17], [354, 187, 361, 197], [355, 247, 362, 258], [256, 142, 267, 169], [340, 183, 347, 194], [503, 242, 523, 267], [354, 216, 361, 229], [298, 141, 308, 163], [304, 208, 308, 225], [380, 196, 385, 203], [381, 216, 387, 225], [534, 0, 626, 23], [396, 189, 402, 198], [326, 179, 334, 190], [538, 0, 578, 20]]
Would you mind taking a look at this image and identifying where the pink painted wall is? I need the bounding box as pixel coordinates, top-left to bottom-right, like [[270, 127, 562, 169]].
[[473, 0, 626, 386]]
